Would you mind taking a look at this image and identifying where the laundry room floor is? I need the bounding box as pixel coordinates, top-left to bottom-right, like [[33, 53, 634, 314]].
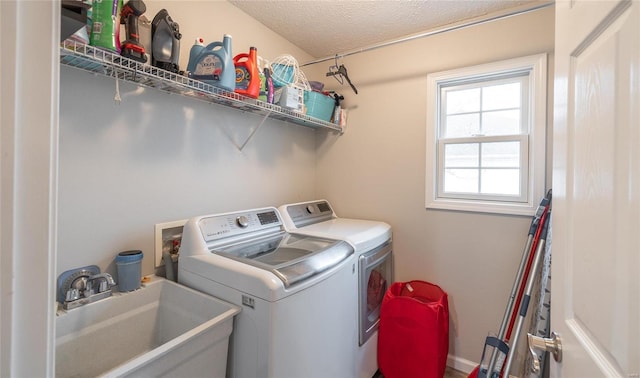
[[444, 367, 468, 378], [373, 367, 467, 378]]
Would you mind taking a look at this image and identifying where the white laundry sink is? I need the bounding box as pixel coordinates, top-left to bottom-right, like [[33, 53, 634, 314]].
[[55, 276, 240, 378]]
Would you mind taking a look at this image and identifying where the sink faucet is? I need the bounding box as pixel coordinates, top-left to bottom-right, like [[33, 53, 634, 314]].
[[85, 273, 115, 296], [58, 267, 117, 311]]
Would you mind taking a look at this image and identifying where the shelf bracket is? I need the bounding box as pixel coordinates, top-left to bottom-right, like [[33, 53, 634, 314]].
[[238, 111, 271, 151]]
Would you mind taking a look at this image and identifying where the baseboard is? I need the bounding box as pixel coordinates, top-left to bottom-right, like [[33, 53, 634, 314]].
[[447, 354, 477, 374]]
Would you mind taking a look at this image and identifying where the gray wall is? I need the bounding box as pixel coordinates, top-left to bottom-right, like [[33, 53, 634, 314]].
[[58, 68, 319, 275], [314, 5, 555, 369]]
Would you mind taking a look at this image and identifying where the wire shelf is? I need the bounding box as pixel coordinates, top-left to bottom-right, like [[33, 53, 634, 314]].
[[60, 40, 343, 133]]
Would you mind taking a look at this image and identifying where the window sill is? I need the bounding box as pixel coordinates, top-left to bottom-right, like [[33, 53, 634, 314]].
[[426, 197, 536, 216]]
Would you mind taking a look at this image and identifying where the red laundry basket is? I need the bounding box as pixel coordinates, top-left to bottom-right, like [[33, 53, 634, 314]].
[[378, 280, 449, 378]]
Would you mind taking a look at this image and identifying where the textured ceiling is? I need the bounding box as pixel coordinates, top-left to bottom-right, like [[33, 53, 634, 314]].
[[229, 0, 550, 59]]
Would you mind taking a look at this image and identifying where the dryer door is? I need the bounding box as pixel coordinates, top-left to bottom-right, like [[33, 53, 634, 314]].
[[359, 242, 393, 345]]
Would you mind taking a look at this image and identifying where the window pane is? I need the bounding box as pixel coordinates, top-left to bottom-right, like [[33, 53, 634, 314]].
[[445, 143, 479, 167], [446, 88, 480, 114], [481, 141, 520, 167], [482, 110, 521, 135], [444, 169, 478, 193], [480, 169, 520, 195], [444, 114, 480, 137], [482, 82, 521, 110]]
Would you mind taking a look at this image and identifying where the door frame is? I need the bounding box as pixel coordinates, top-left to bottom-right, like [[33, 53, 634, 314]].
[[0, 1, 59, 376]]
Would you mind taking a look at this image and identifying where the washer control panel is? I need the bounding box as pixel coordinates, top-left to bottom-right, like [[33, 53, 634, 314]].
[[199, 208, 282, 242]]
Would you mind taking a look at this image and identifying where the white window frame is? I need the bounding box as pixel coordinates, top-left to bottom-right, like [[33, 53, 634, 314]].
[[425, 54, 547, 216]]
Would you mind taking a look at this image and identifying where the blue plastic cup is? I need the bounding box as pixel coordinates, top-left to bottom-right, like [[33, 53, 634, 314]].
[[116, 250, 143, 292]]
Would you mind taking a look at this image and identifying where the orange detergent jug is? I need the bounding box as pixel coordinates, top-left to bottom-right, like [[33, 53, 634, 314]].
[[233, 47, 260, 98]]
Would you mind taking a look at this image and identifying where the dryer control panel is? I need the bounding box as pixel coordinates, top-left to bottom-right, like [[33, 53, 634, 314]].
[[284, 200, 335, 228]]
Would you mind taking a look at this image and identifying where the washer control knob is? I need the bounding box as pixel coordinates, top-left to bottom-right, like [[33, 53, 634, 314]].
[[236, 215, 250, 228], [306, 205, 315, 214]]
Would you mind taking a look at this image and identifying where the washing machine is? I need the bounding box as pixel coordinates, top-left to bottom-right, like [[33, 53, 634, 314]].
[[178, 207, 357, 378], [278, 200, 393, 378]]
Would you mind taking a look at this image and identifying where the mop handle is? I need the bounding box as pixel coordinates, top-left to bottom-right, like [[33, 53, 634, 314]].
[[499, 200, 547, 339], [484, 233, 534, 377], [505, 189, 552, 341], [501, 193, 551, 338], [498, 233, 535, 338], [486, 197, 549, 376], [504, 206, 548, 341], [502, 214, 551, 377]]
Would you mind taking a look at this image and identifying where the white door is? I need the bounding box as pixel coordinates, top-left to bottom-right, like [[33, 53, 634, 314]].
[[551, 0, 639, 377]]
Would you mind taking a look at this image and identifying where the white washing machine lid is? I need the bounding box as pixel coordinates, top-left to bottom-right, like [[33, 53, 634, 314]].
[[278, 200, 392, 252], [214, 232, 353, 288]]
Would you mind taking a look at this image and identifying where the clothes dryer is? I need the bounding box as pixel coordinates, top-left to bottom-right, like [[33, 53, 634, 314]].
[[178, 207, 357, 378], [278, 200, 393, 378]]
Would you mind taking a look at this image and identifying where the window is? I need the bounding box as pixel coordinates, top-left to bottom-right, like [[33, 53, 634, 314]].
[[426, 54, 547, 215]]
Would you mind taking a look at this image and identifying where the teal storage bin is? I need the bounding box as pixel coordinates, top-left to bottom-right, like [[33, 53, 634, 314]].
[[304, 91, 335, 122], [271, 63, 295, 87]]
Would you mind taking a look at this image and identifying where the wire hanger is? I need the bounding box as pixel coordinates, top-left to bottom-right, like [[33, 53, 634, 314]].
[[326, 55, 358, 94]]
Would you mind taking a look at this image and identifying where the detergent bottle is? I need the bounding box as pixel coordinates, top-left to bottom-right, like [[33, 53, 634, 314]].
[[90, 0, 123, 52], [186, 37, 205, 75], [233, 47, 260, 99], [189, 34, 235, 92]]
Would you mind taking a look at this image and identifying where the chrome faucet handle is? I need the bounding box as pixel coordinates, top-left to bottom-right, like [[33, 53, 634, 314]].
[[86, 273, 116, 295], [65, 288, 80, 302]]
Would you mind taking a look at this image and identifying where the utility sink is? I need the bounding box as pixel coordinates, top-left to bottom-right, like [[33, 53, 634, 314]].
[[55, 277, 240, 378]]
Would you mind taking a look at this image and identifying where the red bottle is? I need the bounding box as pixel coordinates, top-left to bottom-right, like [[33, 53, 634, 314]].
[[233, 47, 260, 98]]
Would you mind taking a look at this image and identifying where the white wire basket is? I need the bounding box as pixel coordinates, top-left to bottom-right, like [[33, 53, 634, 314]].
[[270, 55, 310, 90]]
